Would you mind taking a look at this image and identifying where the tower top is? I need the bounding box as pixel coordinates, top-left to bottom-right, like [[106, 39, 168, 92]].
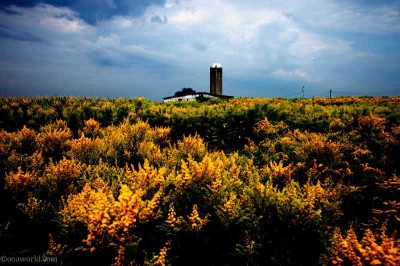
[[210, 63, 222, 68]]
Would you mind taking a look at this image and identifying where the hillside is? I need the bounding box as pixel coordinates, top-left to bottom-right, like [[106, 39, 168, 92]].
[[1, 96, 400, 265]]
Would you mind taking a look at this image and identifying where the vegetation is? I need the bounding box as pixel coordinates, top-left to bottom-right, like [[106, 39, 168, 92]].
[[0, 96, 399, 265], [173, 88, 197, 97]]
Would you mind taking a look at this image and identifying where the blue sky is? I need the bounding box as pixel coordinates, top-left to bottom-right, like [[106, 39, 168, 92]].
[[0, 0, 399, 100]]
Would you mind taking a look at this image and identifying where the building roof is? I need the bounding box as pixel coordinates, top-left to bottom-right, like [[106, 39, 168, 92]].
[[210, 63, 222, 68], [163, 92, 232, 100]]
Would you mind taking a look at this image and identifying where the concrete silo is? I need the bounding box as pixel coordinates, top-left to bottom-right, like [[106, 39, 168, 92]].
[[210, 63, 222, 95]]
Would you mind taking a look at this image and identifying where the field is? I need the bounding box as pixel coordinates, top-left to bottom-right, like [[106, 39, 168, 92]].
[[1, 96, 400, 265]]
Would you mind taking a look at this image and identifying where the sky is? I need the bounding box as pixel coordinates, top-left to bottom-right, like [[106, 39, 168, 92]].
[[0, 0, 399, 101]]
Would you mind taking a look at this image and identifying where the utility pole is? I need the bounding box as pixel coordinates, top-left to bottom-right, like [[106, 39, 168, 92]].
[[330, 89, 332, 98], [302, 86, 304, 98]]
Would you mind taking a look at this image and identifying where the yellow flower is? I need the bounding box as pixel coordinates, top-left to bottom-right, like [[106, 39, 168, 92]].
[[188, 205, 209, 231]]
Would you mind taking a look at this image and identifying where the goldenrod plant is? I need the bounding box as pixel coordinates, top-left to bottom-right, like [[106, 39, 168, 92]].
[[0, 96, 399, 265]]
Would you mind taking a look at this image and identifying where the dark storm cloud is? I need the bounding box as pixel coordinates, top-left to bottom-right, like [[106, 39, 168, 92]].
[[90, 48, 165, 68], [0, 0, 165, 24], [0, 0, 399, 100], [89, 42, 175, 78], [0, 24, 44, 43]]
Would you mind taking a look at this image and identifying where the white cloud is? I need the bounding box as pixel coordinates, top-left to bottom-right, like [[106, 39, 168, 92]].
[[289, 32, 352, 60], [164, 0, 177, 9], [283, 0, 400, 34], [4, 4, 89, 34], [96, 34, 121, 48], [41, 16, 86, 33], [135, 0, 359, 71], [271, 68, 308, 80], [110, 17, 133, 29], [168, 7, 204, 25]]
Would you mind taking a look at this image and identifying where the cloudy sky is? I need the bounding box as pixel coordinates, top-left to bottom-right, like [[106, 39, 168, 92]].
[[0, 0, 399, 100]]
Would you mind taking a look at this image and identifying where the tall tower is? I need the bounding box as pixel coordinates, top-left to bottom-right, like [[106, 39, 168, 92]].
[[210, 63, 222, 95]]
